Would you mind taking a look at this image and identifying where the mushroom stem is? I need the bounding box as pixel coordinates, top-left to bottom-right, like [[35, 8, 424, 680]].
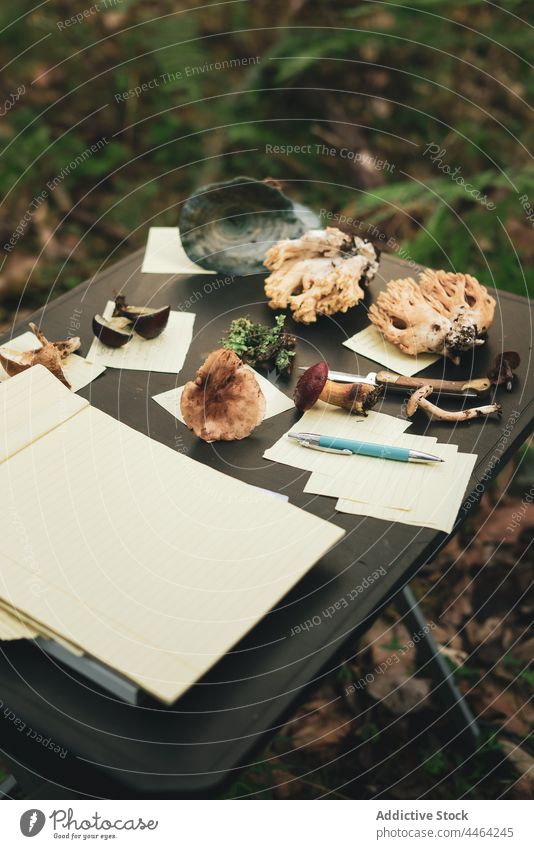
[[406, 384, 501, 422], [319, 379, 382, 414]]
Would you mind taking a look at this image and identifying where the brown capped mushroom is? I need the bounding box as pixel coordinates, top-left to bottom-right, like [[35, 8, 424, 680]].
[[180, 348, 266, 442], [406, 384, 501, 422], [369, 269, 496, 364], [487, 350, 520, 391], [294, 361, 382, 415], [0, 323, 80, 388]]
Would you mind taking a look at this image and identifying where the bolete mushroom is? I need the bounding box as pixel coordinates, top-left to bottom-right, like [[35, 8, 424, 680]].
[[180, 348, 266, 442], [487, 351, 520, 391], [0, 323, 80, 388], [406, 384, 501, 422], [369, 269, 496, 364], [294, 361, 382, 415]]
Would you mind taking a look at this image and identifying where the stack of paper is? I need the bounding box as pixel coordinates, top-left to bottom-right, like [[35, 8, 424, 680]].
[[0, 366, 344, 703], [264, 401, 477, 533]]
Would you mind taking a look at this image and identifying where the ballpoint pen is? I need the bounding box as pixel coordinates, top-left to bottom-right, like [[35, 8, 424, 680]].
[[288, 432, 444, 463], [296, 367, 490, 398]]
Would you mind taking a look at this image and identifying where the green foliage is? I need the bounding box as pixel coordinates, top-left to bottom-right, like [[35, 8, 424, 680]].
[[221, 315, 296, 374], [1, 0, 533, 315]]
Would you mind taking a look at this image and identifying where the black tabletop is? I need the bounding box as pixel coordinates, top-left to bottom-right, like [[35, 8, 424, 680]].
[[0, 250, 532, 797]]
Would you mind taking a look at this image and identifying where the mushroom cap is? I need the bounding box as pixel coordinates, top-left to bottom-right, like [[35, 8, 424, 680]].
[[180, 348, 266, 442], [293, 361, 329, 411], [487, 350, 520, 385], [406, 384, 433, 417]]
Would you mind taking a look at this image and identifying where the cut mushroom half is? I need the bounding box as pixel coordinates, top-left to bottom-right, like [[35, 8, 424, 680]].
[[0, 323, 80, 388], [92, 315, 133, 348], [114, 296, 170, 339], [406, 384, 501, 422]]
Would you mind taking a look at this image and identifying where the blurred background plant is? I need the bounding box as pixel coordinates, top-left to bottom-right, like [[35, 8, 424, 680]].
[[1, 0, 533, 327], [0, 0, 532, 799]]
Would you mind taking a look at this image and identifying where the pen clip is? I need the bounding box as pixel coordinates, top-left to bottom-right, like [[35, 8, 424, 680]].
[[299, 440, 352, 455]]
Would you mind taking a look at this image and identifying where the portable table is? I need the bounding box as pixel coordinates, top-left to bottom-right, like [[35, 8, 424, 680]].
[[1, 250, 532, 798]]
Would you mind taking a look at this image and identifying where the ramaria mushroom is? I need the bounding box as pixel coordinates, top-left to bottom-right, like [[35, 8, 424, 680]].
[[0, 323, 80, 388], [92, 314, 133, 348], [264, 227, 379, 324], [406, 384, 501, 422], [369, 269, 496, 364], [180, 348, 266, 442], [114, 295, 170, 339], [294, 361, 382, 415], [487, 351, 520, 391]]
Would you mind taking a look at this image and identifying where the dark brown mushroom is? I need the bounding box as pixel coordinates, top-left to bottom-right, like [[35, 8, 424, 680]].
[[294, 361, 382, 415], [487, 351, 520, 391], [114, 295, 170, 339]]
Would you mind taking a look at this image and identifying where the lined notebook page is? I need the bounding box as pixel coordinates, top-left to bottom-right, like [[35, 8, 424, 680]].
[[304, 433, 443, 510], [343, 325, 440, 375], [0, 365, 88, 463], [0, 371, 344, 702], [264, 401, 410, 475]]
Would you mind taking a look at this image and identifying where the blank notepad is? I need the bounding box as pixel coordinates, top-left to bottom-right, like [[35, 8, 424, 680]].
[[343, 324, 440, 375], [0, 366, 344, 703]]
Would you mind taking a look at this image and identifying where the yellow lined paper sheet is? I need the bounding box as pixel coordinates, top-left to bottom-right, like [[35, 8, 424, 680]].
[[141, 227, 215, 275], [343, 325, 440, 376], [304, 434, 446, 511], [153, 367, 294, 424], [86, 301, 195, 374], [335, 448, 477, 533], [263, 401, 410, 475], [0, 366, 344, 703], [0, 365, 88, 463], [0, 331, 106, 392]]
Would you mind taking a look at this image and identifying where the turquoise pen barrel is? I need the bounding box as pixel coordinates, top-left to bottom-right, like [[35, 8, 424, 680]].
[[318, 435, 410, 462]]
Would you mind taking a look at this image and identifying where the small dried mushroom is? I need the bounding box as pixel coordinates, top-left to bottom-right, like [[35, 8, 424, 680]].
[[487, 350, 520, 391], [180, 348, 266, 442], [0, 323, 80, 388], [294, 361, 382, 415], [264, 227, 379, 324], [369, 269, 496, 364], [406, 384, 501, 422]]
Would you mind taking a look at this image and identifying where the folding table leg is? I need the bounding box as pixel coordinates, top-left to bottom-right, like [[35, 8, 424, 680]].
[[394, 584, 480, 751]]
